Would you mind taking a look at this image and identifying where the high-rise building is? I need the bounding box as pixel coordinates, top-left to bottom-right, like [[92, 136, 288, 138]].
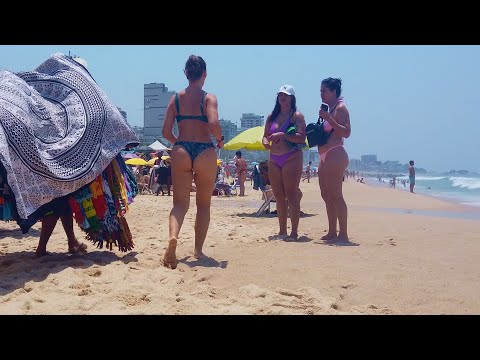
[[143, 83, 175, 145], [361, 154, 377, 164], [239, 113, 264, 132], [219, 119, 238, 142]]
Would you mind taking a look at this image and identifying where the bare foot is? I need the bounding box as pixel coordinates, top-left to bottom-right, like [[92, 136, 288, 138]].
[[288, 232, 298, 240], [33, 250, 49, 259], [68, 242, 87, 254], [321, 232, 337, 241], [335, 234, 350, 243], [162, 238, 178, 269], [194, 249, 208, 260]]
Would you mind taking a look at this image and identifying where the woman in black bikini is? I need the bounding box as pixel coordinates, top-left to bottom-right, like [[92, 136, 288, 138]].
[[161, 55, 224, 269]]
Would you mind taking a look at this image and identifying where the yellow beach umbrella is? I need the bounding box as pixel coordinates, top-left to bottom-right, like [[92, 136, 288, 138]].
[[146, 157, 158, 166], [125, 158, 148, 166], [223, 126, 266, 151]]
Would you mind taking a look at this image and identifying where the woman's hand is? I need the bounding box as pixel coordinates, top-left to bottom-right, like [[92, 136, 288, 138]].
[[262, 137, 271, 150], [268, 132, 285, 144], [319, 109, 329, 120], [216, 139, 224, 149]]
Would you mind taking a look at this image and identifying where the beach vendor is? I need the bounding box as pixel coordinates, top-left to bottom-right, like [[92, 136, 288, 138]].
[[0, 53, 139, 256]]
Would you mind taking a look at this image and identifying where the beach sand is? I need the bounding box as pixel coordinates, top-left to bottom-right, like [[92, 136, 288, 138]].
[[1, 179, 479, 314]]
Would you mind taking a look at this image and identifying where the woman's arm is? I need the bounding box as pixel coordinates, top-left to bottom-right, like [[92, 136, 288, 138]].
[[262, 115, 272, 150], [321, 105, 351, 138], [283, 112, 307, 144], [162, 95, 177, 145], [205, 93, 224, 148]]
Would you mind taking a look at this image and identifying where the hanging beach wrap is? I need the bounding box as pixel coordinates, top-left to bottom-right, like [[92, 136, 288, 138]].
[[0, 53, 139, 223], [68, 155, 136, 252], [0, 53, 140, 251]]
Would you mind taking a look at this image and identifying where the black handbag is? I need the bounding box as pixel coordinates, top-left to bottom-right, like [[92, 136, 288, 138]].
[[306, 119, 334, 148]]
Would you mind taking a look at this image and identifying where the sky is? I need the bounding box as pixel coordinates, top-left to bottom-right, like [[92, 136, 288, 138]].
[[0, 45, 479, 173]]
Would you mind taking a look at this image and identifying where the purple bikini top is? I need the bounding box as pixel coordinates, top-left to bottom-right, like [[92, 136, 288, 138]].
[[269, 112, 293, 135]]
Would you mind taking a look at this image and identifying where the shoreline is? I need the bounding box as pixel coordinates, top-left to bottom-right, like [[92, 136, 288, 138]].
[[363, 176, 480, 214]]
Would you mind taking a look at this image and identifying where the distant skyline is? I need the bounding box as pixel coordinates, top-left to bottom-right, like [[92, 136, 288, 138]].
[[1, 45, 479, 173]]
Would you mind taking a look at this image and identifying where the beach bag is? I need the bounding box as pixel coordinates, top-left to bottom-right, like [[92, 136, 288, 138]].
[[306, 120, 334, 148], [284, 123, 306, 150]]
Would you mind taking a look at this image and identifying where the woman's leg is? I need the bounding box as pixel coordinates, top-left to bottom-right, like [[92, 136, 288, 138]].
[[60, 214, 87, 253], [323, 147, 349, 241], [239, 171, 247, 196], [35, 214, 60, 257], [318, 161, 337, 240], [192, 147, 217, 259], [268, 160, 288, 236], [281, 151, 303, 239], [163, 146, 193, 269]]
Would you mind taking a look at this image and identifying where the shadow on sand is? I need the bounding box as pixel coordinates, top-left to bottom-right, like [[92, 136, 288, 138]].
[[178, 255, 228, 269], [267, 234, 314, 243], [0, 227, 41, 239], [0, 249, 138, 296], [313, 239, 360, 247], [235, 211, 316, 218]]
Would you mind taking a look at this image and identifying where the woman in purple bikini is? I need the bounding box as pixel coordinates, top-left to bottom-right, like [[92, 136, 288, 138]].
[[262, 85, 306, 240]]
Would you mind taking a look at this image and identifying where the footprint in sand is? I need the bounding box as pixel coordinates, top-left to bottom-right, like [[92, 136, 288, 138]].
[[87, 269, 102, 277], [78, 289, 93, 296]]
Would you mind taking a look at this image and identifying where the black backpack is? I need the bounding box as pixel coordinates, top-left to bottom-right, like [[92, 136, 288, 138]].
[[306, 120, 334, 148]]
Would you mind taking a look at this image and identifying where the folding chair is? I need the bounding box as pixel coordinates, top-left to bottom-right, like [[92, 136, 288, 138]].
[[253, 163, 276, 217], [138, 175, 153, 195], [230, 178, 240, 196], [256, 185, 276, 217]]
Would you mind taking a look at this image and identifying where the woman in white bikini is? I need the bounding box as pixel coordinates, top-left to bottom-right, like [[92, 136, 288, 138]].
[[317, 78, 351, 243]]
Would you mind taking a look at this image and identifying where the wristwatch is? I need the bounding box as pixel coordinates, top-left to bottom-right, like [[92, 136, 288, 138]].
[[217, 135, 224, 142]]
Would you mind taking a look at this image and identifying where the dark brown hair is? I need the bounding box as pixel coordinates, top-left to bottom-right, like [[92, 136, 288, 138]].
[[185, 55, 207, 81], [321, 77, 342, 97], [267, 94, 297, 123]]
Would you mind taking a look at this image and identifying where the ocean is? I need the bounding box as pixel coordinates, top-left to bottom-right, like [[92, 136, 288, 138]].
[[366, 175, 480, 208]]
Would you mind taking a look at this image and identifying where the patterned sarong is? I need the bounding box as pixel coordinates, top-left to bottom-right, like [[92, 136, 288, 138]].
[[0, 53, 139, 221]]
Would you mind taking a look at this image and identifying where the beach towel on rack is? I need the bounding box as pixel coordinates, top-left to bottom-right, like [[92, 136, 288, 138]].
[[0, 53, 139, 221]]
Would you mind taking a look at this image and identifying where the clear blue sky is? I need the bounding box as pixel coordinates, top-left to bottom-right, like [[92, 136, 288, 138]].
[[1, 45, 479, 173]]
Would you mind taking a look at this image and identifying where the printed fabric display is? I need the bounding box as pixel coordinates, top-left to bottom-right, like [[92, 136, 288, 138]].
[[68, 154, 138, 251], [0, 52, 140, 252]]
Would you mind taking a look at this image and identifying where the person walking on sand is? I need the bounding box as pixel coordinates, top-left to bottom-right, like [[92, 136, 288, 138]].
[[302, 161, 312, 183], [161, 55, 224, 269], [317, 77, 351, 243], [409, 160, 416, 193], [234, 150, 247, 196]]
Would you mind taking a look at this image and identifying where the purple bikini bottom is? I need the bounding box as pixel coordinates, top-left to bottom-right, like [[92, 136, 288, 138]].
[[269, 149, 299, 169]]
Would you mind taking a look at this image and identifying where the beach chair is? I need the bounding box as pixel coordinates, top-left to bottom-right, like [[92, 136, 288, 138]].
[[256, 185, 276, 217], [138, 175, 152, 195], [230, 178, 240, 196], [253, 163, 276, 217]]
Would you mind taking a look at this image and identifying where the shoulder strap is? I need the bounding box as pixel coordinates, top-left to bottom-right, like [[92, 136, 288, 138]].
[[200, 91, 207, 115], [175, 93, 180, 114], [279, 110, 294, 132]]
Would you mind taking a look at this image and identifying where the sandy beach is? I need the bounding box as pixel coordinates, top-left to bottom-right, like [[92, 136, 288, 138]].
[[1, 179, 479, 315]]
